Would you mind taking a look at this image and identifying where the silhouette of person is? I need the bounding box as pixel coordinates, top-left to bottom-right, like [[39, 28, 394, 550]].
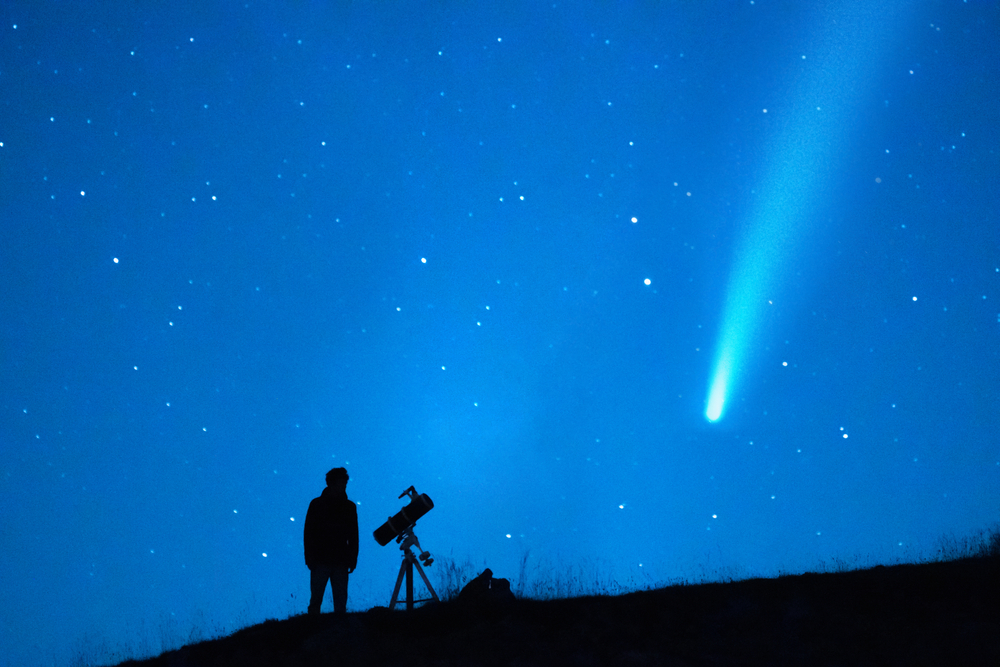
[[304, 467, 358, 615]]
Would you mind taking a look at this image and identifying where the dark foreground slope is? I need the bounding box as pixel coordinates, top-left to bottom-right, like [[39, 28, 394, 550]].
[[117, 557, 998, 667]]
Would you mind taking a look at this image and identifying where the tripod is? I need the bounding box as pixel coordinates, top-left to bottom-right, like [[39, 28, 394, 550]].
[[389, 527, 439, 610]]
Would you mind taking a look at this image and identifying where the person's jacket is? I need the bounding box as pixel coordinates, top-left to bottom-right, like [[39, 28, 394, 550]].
[[304, 487, 359, 570]]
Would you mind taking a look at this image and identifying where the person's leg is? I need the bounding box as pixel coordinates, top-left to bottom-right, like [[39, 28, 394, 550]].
[[330, 566, 349, 614], [308, 565, 332, 615]]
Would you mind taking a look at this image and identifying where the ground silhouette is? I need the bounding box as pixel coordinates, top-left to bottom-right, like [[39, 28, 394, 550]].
[[113, 555, 998, 666]]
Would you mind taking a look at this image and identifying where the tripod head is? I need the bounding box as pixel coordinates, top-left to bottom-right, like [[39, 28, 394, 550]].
[[396, 526, 433, 567]]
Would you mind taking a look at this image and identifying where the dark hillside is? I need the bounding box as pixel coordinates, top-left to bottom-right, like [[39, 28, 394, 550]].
[[116, 556, 999, 667]]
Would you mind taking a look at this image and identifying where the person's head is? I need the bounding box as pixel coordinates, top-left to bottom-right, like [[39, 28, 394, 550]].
[[325, 467, 349, 489]]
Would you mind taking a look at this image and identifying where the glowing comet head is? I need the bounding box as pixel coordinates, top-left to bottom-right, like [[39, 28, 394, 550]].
[[705, 378, 726, 422], [705, 349, 732, 422]]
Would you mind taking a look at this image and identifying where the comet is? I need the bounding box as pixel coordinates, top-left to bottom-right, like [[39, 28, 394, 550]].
[[703, 2, 903, 422]]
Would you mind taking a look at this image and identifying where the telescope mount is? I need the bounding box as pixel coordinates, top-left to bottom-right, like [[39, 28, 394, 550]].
[[389, 526, 439, 610]]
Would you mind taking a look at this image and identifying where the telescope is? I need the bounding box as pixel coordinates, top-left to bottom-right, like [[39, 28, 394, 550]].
[[374, 486, 439, 610], [374, 486, 434, 546]]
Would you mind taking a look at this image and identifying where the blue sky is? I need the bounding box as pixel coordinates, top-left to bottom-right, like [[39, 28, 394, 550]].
[[1, 2, 998, 665]]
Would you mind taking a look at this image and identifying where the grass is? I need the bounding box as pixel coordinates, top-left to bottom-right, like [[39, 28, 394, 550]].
[[430, 548, 660, 605], [79, 524, 1000, 666], [934, 523, 1000, 561], [432, 522, 1000, 602]]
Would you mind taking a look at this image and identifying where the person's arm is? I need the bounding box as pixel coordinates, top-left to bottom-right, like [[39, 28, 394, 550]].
[[348, 502, 359, 572], [303, 500, 316, 569]]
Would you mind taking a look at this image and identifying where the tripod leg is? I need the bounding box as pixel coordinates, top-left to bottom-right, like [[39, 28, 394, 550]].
[[413, 559, 440, 603], [406, 556, 414, 610], [389, 558, 407, 610]]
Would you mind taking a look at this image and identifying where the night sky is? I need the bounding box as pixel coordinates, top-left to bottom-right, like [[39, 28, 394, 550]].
[[2, 2, 998, 665]]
